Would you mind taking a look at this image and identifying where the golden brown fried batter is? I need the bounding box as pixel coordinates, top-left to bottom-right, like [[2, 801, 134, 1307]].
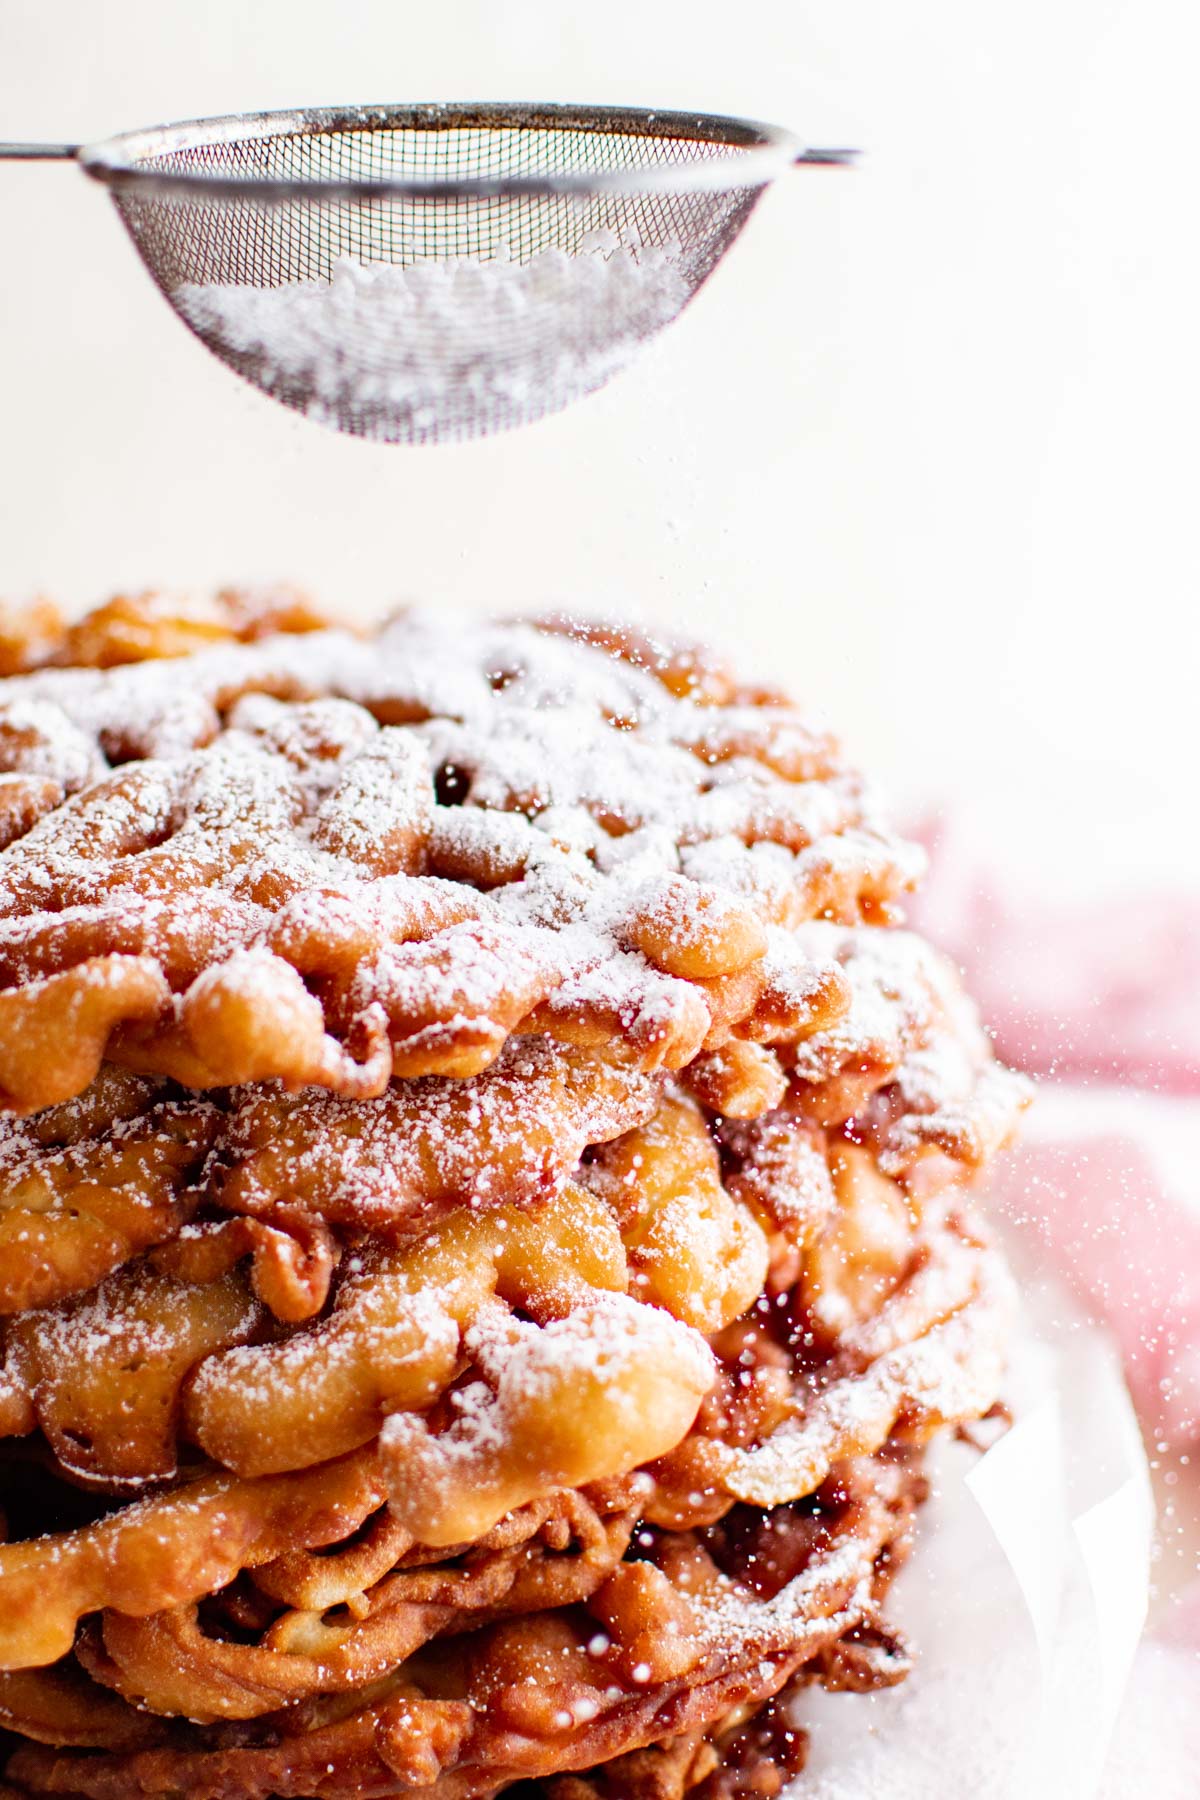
[[6, 1458, 922, 1800], [0, 598, 935, 1109], [0, 594, 1031, 1800]]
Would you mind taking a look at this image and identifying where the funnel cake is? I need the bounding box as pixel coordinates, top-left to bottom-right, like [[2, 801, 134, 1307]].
[[0, 593, 1030, 1799]]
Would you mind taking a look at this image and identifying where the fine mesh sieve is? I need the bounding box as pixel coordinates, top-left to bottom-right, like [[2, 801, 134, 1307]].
[[2, 103, 852, 444]]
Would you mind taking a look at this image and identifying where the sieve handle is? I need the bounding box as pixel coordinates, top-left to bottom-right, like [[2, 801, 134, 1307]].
[[0, 142, 79, 160], [792, 148, 858, 167]]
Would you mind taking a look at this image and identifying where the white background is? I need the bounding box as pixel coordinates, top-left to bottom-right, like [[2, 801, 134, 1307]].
[[0, 1, 1196, 890]]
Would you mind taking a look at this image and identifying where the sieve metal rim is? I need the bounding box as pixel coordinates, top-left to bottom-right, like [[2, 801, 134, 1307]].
[[75, 101, 823, 203]]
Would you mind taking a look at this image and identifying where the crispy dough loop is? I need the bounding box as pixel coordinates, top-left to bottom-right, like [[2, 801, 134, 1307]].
[[381, 1294, 714, 1548], [527, 614, 759, 708], [0, 777, 64, 853], [0, 698, 102, 795], [252, 1505, 415, 1610], [780, 928, 945, 1125], [0, 1098, 217, 1315], [216, 1038, 662, 1237], [718, 1110, 838, 1258], [779, 927, 1034, 1152], [184, 1181, 721, 1509], [263, 882, 479, 984], [20, 1068, 164, 1147], [584, 1093, 769, 1334], [0, 957, 170, 1117], [0, 1663, 165, 1753], [679, 1041, 788, 1120], [0, 894, 266, 993], [0, 1447, 386, 1671], [151, 1216, 339, 1323], [802, 1144, 920, 1344], [730, 939, 851, 1046], [305, 732, 432, 879], [50, 589, 324, 672], [525, 965, 712, 1075], [620, 878, 768, 982], [357, 919, 558, 1080], [111, 951, 393, 1099], [7, 1264, 263, 1485], [862, 1057, 1034, 1192], [0, 765, 182, 909], [0, 599, 66, 676], [184, 1184, 636, 1478], [55, 593, 240, 669], [0, 1332, 34, 1439]]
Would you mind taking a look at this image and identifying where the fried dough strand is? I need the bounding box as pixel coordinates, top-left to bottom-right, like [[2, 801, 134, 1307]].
[[216, 1039, 662, 1238], [0, 1448, 385, 1670], [582, 1093, 769, 1334], [6, 1264, 262, 1484], [0, 1099, 216, 1315]]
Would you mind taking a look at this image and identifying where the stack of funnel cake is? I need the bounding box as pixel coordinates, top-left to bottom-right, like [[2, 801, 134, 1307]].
[[0, 594, 1030, 1799]]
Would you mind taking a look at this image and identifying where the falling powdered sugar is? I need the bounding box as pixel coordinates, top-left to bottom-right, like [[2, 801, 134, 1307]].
[[175, 234, 691, 436]]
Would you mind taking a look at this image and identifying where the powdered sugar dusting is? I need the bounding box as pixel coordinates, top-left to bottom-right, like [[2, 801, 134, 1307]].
[[0, 610, 925, 1101], [220, 1035, 661, 1228]]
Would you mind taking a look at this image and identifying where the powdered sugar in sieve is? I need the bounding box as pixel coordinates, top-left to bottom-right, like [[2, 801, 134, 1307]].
[[176, 233, 691, 442]]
